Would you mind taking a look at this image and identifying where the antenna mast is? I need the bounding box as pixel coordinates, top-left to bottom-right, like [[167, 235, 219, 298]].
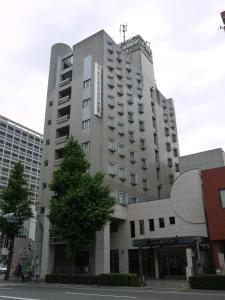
[[120, 23, 127, 42]]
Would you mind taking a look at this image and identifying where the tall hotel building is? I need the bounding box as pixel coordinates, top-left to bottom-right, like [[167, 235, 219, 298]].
[[39, 30, 180, 276], [0, 115, 43, 241]]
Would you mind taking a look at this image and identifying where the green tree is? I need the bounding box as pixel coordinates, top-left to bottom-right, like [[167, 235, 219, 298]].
[[0, 161, 33, 280], [48, 137, 115, 272]]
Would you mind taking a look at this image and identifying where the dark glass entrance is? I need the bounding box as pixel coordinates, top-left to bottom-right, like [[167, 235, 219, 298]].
[[128, 249, 155, 277], [158, 249, 186, 278], [110, 250, 119, 273]]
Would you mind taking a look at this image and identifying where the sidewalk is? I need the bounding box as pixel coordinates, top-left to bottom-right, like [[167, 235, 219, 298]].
[[144, 278, 189, 289]]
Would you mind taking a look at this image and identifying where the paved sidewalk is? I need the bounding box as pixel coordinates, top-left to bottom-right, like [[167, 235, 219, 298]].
[[144, 279, 189, 289]]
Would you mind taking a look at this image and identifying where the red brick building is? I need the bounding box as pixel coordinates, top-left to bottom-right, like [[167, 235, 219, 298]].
[[201, 167, 225, 271]]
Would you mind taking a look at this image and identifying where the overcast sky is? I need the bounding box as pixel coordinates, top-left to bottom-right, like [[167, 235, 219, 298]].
[[0, 0, 224, 155]]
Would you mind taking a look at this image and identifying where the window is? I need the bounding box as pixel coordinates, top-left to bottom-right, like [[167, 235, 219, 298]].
[[110, 189, 117, 200], [130, 173, 137, 185], [108, 163, 116, 176], [108, 116, 115, 128], [127, 94, 133, 105], [118, 123, 125, 135], [129, 196, 138, 204], [169, 174, 174, 184], [128, 111, 134, 123], [154, 133, 158, 146], [142, 178, 149, 190], [83, 79, 91, 88], [166, 142, 171, 152], [118, 167, 126, 180], [152, 117, 157, 129], [117, 103, 124, 115], [47, 120, 52, 125], [46, 139, 50, 145], [118, 144, 126, 156], [169, 216, 175, 225], [141, 158, 147, 169], [82, 141, 90, 151], [119, 192, 127, 205], [129, 151, 136, 163], [83, 98, 91, 108], [130, 221, 135, 238], [173, 148, 178, 157], [82, 119, 90, 129], [149, 219, 155, 231], [219, 189, 225, 208], [128, 131, 135, 142], [139, 120, 145, 131], [139, 220, 145, 235], [159, 218, 165, 228], [168, 158, 173, 168], [150, 87, 154, 98], [140, 138, 146, 149], [49, 101, 53, 107], [108, 138, 116, 152], [175, 163, 180, 172], [108, 95, 115, 108], [164, 128, 169, 137], [42, 183, 47, 189], [172, 134, 177, 142], [138, 103, 144, 114], [44, 160, 48, 167]]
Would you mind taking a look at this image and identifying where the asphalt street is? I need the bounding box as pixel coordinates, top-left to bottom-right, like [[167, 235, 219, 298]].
[[0, 282, 224, 300]]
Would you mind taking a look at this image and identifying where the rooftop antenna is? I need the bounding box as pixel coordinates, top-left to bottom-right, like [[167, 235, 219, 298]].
[[120, 23, 127, 42]]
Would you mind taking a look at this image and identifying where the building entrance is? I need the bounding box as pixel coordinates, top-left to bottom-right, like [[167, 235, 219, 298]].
[[158, 249, 186, 278]]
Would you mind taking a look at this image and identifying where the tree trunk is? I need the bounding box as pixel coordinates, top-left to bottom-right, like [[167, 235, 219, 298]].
[[4, 236, 15, 281]]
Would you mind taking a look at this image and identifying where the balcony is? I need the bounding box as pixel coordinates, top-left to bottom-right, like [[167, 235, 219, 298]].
[[107, 60, 114, 70], [137, 88, 143, 98], [126, 79, 132, 88], [59, 78, 71, 87], [55, 136, 68, 145], [116, 53, 122, 63], [136, 73, 143, 82], [116, 69, 123, 79], [54, 158, 63, 166], [58, 95, 70, 105], [108, 78, 115, 88], [57, 115, 70, 124], [125, 62, 131, 72], [117, 86, 124, 96]]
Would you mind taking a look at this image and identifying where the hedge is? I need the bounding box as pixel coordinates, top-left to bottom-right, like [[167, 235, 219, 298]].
[[189, 275, 225, 290], [45, 273, 140, 287]]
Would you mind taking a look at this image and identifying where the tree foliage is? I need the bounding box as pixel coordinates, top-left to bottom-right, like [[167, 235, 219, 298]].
[[48, 137, 115, 253], [0, 161, 33, 280]]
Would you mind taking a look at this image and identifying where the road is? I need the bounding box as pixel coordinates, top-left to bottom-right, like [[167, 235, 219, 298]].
[[0, 282, 224, 300]]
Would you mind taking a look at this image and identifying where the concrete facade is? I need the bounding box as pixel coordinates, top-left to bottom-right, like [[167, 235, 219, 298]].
[[0, 115, 43, 266], [39, 30, 181, 277]]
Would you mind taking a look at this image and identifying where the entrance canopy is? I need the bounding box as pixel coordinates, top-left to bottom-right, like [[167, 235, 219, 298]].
[[133, 236, 209, 248]]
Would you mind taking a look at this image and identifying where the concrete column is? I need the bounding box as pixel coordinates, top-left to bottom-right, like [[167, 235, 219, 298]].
[[186, 248, 193, 280], [153, 249, 159, 279], [40, 217, 54, 277], [95, 223, 110, 274]]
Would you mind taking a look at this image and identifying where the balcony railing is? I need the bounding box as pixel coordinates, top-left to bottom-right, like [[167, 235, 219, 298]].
[[59, 78, 71, 87], [54, 158, 63, 166], [57, 115, 70, 124], [55, 136, 68, 145], [58, 95, 70, 105]]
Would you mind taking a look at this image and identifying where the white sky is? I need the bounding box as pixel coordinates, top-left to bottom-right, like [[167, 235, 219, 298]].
[[0, 0, 224, 155]]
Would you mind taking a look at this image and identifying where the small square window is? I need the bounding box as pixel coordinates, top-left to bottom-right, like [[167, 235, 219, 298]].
[[44, 160, 48, 167], [42, 183, 47, 189], [46, 139, 50, 145], [49, 101, 53, 107], [47, 120, 52, 125], [169, 216, 175, 225]]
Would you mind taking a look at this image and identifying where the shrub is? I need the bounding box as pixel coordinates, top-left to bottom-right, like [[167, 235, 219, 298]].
[[97, 273, 140, 287], [45, 273, 140, 287], [189, 275, 225, 290], [45, 274, 97, 285]]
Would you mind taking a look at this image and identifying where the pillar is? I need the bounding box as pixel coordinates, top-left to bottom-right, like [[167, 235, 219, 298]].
[[95, 223, 110, 274], [153, 249, 159, 279]]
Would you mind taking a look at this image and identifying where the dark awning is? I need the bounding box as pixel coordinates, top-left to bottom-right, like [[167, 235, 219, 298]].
[[133, 236, 209, 248]]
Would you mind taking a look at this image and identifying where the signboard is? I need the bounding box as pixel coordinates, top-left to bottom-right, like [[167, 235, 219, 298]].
[[94, 62, 102, 117]]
